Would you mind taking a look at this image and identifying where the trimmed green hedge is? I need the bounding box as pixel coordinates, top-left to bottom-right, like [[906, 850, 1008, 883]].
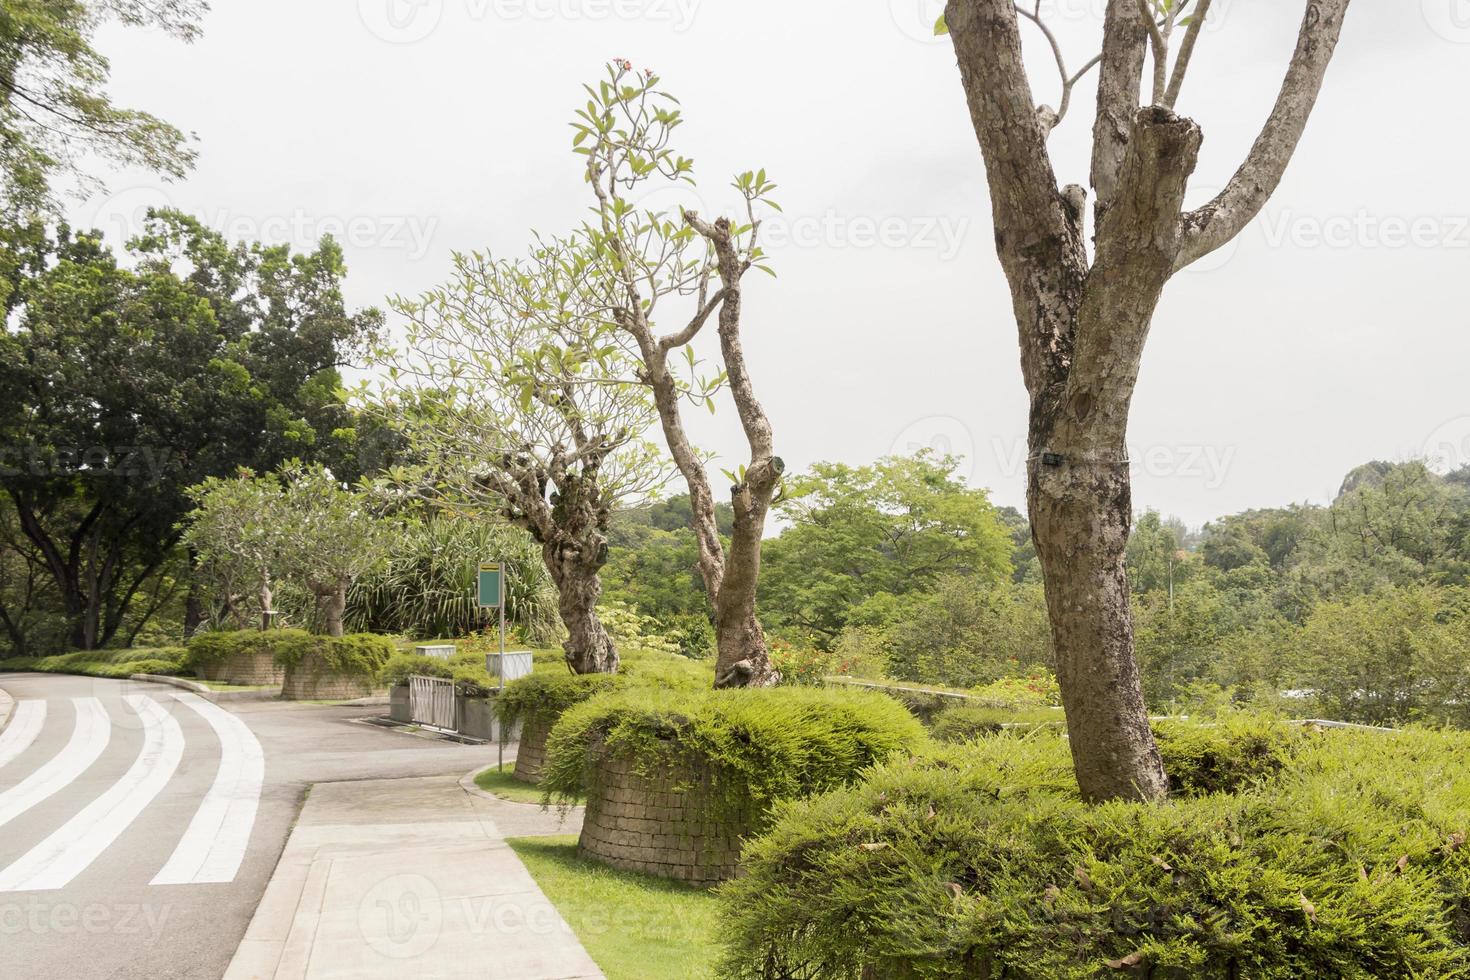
[[379, 651, 503, 698], [718, 720, 1470, 979], [0, 648, 188, 679], [188, 629, 394, 678], [541, 687, 928, 829], [930, 702, 1064, 742], [496, 648, 712, 728]]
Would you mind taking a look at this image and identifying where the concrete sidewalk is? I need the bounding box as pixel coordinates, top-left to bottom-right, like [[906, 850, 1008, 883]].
[[225, 771, 599, 980]]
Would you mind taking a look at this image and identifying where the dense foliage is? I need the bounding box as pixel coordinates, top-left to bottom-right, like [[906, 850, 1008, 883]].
[[187, 628, 393, 678], [719, 721, 1470, 979], [0, 647, 187, 679], [0, 213, 383, 654]]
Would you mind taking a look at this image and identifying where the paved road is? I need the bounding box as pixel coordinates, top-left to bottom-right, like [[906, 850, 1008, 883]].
[[0, 673, 505, 980]]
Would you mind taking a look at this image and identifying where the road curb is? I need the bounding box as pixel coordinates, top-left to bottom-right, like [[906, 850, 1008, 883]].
[[128, 674, 283, 702], [0, 686, 13, 731]]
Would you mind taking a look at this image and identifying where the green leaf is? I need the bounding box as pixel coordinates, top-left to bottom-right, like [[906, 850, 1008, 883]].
[[934, 14, 949, 36]]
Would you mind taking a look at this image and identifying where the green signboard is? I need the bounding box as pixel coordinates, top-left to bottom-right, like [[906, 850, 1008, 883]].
[[477, 562, 504, 609]]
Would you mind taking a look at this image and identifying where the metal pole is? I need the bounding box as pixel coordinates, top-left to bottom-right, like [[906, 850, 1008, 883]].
[[498, 591, 506, 772]]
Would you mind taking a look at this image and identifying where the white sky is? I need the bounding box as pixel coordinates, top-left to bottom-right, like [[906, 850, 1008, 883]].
[[71, 0, 1470, 528]]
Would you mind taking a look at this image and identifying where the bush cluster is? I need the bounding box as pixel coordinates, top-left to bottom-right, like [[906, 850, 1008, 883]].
[[378, 651, 504, 698], [187, 629, 394, 678], [718, 720, 1470, 979], [930, 702, 1063, 742], [541, 687, 928, 831], [0, 648, 188, 679], [495, 647, 710, 728]]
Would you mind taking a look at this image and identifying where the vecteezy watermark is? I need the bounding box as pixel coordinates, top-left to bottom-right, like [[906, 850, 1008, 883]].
[[890, 416, 978, 479], [989, 437, 1237, 489], [1259, 209, 1470, 251], [358, 0, 701, 43], [358, 874, 443, 960], [762, 211, 971, 261], [892, 0, 1233, 45], [0, 899, 172, 938], [83, 186, 440, 260], [1422, 0, 1470, 43], [1422, 416, 1470, 474], [0, 446, 169, 483]]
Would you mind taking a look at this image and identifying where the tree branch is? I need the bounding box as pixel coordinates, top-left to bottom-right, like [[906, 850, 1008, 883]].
[[1175, 0, 1353, 271], [1163, 0, 1213, 109], [1090, 0, 1149, 222]]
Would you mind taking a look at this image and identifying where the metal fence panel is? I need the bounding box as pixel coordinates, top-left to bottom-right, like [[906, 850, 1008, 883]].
[[409, 674, 457, 732]]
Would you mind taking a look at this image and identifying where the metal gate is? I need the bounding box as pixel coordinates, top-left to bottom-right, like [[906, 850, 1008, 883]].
[[409, 675, 457, 732]]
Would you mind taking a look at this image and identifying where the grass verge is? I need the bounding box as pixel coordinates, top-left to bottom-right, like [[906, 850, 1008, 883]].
[[505, 835, 720, 980], [474, 765, 575, 804]]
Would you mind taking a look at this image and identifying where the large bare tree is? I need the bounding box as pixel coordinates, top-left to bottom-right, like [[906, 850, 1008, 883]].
[[941, 0, 1353, 800]]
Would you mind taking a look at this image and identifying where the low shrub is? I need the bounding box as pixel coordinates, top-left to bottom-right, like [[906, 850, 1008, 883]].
[[769, 639, 836, 686], [497, 648, 712, 728], [930, 702, 1063, 742], [1152, 712, 1313, 796], [541, 687, 928, 828], [270, 631, 396, 677], [187, 629, 395, 678], [0, 647, 188, 679], [718, 723, 1470, 980], [380, 651, 519, 699]]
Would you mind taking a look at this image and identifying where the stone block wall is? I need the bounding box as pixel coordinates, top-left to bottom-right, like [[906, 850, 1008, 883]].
[[577, 751, 754, 887], [512, 713, 553, 784], [197, 650, 284, 687]]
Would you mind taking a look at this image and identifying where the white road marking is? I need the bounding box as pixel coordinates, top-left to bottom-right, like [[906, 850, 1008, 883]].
[[0, 701, 47, 771], [0, 698, 109, 829], [151, 693, 264, 885], [0, 695, 184, 892]]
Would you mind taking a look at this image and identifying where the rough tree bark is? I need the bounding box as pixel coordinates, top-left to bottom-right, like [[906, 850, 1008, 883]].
[[945, 0, 1352, 800], [487, 441, 620, 675], [312, 578, 348, 638]]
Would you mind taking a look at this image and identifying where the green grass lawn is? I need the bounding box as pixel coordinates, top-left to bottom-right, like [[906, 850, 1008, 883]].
[[473, 765, 584, 805], [506, 835, 721, 980]]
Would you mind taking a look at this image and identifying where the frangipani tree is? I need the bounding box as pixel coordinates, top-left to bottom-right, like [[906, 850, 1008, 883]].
[[370, 242, 671, 674], [937, 0, 1353, 800], [572, 63, 786, 688], [181, 470, 288, 631], [275, 463, 392, 637]]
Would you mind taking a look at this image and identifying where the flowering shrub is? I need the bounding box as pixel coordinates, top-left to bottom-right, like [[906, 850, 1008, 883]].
[[596, 601, 681, 658], [769, 639, 837, 686], [971, 669, 1061, 706]]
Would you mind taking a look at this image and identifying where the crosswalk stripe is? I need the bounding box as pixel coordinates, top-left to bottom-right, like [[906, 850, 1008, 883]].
[[151, 693, 264, 885], [0, 695, 185, 892], [0, 701, 47, 771], [0, 698, 109, 830]]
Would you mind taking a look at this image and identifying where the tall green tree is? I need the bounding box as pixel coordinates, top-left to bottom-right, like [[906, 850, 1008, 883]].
[[0, 0, 206, 216], [0, 213, 380, 650], [761, 453, 1013, 644]]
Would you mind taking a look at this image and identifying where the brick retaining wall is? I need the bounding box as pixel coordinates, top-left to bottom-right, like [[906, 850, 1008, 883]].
[[512, 713, 553, 784], [197, 650, 284, 687], [577, 749, 755, 887], [281, 664, 376, 700]]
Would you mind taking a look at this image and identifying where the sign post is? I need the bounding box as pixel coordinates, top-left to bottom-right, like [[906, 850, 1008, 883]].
[[477, 562, 507, 771]]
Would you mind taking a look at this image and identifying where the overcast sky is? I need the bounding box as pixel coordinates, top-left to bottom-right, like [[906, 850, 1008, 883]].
[[70, 0, 1470, 528]]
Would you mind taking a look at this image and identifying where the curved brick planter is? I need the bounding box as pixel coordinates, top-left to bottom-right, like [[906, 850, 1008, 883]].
[[196, 650, 284, 687], [512, 713, 553, 784], [281, 663, 376, 700], [577, 748, 755, 887]]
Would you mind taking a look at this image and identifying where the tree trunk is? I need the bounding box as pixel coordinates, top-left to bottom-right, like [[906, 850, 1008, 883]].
[[316, 582, 347, 637], [713, 477, 780, 688], [543, 538, 619, 675], [259, 575, 275, 632], [1029, 456, 1167, 802]]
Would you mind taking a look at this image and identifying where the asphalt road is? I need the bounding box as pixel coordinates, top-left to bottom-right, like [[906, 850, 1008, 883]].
[[0, 673, 506, 980]]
